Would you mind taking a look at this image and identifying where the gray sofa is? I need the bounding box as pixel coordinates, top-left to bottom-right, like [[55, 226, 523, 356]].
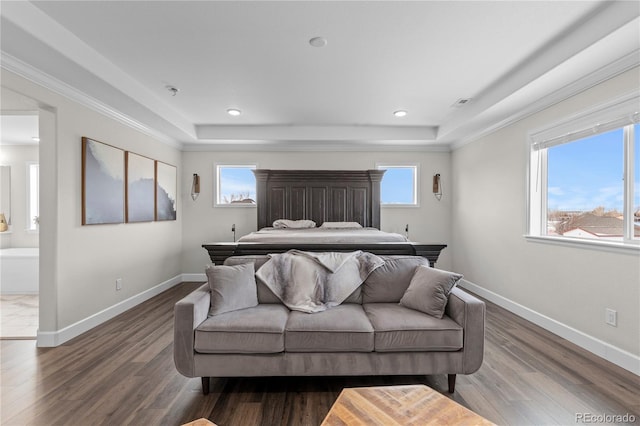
[[174, 254, 485, 394]]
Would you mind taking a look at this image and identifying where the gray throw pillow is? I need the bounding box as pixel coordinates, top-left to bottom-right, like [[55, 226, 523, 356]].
[[399, 265, 463, 318], [206, 262, 259, 316]]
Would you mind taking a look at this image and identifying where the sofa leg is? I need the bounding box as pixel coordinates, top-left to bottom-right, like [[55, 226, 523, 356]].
[[448, 374, 456, 393], [201, 377, 210, 395]]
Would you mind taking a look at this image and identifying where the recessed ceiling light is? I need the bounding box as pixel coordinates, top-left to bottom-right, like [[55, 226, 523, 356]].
[[227, 108, 241, 116], [309, 37, 327, 48], [393, 110, 407, 117]]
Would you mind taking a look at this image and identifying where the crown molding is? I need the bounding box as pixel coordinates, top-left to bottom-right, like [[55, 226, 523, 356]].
[[1, 52, 183, 150], [182, 140, 451, 153], [450, 49, 640, 151]]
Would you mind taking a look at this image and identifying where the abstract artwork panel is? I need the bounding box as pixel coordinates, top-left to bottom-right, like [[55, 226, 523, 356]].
[[126, 152, 155, 222], [156, 161, 177, 221], [82, 137, 125, 225]]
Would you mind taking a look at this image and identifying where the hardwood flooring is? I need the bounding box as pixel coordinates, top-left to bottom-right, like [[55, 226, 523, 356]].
[[1, 282, 638, 426]]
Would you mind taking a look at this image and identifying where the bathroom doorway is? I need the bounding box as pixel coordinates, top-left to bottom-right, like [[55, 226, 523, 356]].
[[0, 88, 40, 340]]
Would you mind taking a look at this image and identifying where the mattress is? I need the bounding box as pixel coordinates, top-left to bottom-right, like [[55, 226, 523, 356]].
[[237, 227, 409, 243]]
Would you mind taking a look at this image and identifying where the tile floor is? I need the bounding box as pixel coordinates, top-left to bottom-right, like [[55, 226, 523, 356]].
[[0, 294, 38, 339]]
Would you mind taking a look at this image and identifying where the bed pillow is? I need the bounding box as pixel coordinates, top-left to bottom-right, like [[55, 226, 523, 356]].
[[320, 221, 363, 229], [206, 262, 258, 316], [399, 265, 463, 318], [272, 219, 316, 229]]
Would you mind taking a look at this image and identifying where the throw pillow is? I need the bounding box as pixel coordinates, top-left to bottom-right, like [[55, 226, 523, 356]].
[[206, 262, 259, 316], [399, 265, 463, 318], [319, 221, 363, 228], [272, 219, 316, 229]]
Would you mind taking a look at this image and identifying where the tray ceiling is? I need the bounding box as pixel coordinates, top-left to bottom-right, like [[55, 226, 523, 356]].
[[1, 1, 638, 150]]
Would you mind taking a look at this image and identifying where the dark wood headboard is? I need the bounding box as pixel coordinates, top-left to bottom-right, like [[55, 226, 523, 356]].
[[253, 169, 385, 230]]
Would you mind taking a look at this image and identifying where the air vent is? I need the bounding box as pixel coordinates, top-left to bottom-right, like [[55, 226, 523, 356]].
[[452, 98, 472, 108]]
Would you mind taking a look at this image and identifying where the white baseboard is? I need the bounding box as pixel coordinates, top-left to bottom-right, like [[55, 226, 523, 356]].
[[459, 279, 640, 376], [37, 274, 185, 347], [182, 273, 206, 282]]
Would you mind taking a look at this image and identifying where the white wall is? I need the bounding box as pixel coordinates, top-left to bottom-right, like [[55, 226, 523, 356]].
[[181, 150, 452, 273], [0, 144, 39, 248], [1, 70, 183, 338], [451, 68, 640, 367]]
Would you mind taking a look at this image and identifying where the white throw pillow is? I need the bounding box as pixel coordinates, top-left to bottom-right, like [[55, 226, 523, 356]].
[[272, 219, 316, 229], [319, 221, 363, 228]]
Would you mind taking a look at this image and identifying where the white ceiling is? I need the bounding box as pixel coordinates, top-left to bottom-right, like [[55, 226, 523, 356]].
[[1, 1, 638, 150]]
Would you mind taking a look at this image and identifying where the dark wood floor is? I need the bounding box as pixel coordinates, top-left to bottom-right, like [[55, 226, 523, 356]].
[[1, 282, 638, 425]]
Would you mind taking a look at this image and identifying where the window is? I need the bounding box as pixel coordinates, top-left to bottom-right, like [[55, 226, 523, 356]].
[[528, 94, 639, 246], [27, 162, 39, 231], [377, 165, 418, 206], [215, 165, 256, 206]]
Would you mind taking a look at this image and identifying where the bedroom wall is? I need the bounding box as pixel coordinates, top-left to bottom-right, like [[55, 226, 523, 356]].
[[181, 150, 452, 274], [451, 67, 640, 370], [1, 70, 183, 341]]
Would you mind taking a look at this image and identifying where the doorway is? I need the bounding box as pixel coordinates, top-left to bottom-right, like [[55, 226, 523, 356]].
[[0, 89, 40, 340]]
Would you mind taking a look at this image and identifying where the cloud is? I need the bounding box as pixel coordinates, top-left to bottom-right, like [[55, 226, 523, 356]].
[[548, 187, 564, 196]]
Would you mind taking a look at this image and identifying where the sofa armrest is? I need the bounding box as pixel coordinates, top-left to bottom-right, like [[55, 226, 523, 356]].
[[173, 283, 210, 377], [445, 287, 485, 374]]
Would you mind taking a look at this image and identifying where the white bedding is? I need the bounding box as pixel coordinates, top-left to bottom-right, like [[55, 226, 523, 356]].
[[237, 227, 409, 243]]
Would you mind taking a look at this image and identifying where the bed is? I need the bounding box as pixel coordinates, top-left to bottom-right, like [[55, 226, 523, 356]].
[[202, 169, 447, 266]]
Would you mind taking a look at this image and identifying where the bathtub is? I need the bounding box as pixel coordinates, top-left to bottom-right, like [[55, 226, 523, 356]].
[[0, 248, 39, 294]]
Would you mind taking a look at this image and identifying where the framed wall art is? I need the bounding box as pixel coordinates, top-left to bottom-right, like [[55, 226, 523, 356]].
[[155, 161, 177, 221], [126, 152, 155, 223], [82, 137, 125, 225]]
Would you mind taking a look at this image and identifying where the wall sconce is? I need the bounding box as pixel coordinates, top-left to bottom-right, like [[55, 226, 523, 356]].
[[191, 173, 200, 201], [433, 174, 442, 201]]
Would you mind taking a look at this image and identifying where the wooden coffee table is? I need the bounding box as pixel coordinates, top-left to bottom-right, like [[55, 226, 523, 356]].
[[321, 384, 495, 426]]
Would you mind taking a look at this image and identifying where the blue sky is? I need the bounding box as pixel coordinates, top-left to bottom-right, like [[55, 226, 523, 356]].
[[547, 124, 639, 212], [380, 167, 415, 204], [219, 167, 256, 202]]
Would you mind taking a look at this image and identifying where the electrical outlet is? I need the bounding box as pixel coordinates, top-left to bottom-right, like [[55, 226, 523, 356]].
[[116, 278, 122, 291], [605, 308, 617, 327]]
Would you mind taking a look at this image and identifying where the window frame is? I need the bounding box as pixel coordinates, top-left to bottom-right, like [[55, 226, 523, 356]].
[[376, 163, 420, 208], [26, 161, 39, 232], [526, 92, 639, 250], [214, 163, 257, 208]]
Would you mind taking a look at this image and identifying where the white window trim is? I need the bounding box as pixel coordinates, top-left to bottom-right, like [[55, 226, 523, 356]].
[[376, 163, 420, 208], [526, 91, 639, 248], [214, 163, 257, 208], [26, 161, 39, 232]]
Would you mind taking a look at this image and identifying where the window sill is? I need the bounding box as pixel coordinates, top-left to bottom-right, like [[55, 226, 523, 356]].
[[214, 203, 257, 208], [524, 235, 640, 254], [381, 204, 420, 208]]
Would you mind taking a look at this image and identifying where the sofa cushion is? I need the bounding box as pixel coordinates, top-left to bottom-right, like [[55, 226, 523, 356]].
[[400, 266, 463, 318], [363, 303, 463, 352], [362, 256, 430, 303], [195, 304, 289, 354], [207, 262, 259, 316], [285, 304, 374, 352]]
